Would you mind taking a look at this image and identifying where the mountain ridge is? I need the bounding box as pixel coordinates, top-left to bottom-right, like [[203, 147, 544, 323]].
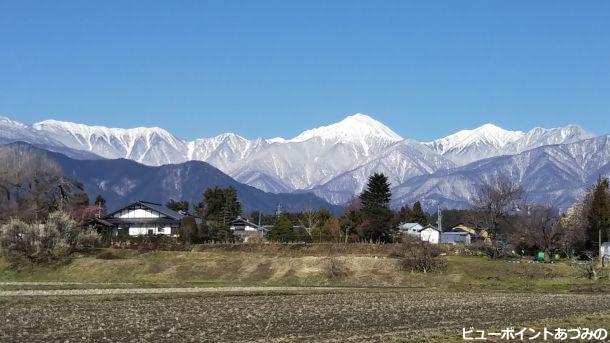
[[0, 114, 600, 208]]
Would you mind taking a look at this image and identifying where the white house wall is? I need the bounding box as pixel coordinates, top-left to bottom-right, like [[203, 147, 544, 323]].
[[114, 208, 163, 219], [420, 229, 440, 244], [126, 225, 172, 236]]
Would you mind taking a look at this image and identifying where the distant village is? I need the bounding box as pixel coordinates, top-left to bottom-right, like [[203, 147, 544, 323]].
[[88, 170, 610, 263], [94, 199, 488, 246]]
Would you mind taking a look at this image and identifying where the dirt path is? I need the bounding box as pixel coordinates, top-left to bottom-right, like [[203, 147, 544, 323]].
[[0, 286, 348, 297], [1, 289, 609, 342]]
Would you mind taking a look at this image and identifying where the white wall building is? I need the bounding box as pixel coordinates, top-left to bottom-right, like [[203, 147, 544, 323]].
[[230, 216, 268, 241], [420, 225, 440, 244], [97, 201, 198, 236]]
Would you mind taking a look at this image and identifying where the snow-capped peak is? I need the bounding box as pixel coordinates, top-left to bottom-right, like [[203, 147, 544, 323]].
[[427, 123, 524, 155], [0, 115, 30, 129], [289, 113, 403, 144]]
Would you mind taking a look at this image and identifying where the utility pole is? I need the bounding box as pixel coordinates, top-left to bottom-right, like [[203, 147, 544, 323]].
[[597, 229, 604, 265], [437, 204, 443, 232]]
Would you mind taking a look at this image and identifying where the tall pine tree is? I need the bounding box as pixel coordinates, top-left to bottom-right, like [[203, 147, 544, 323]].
[[270, 214, 295, 242], [411, 201, 428, 226], [586, 177, 610, 250], [195, 186, 242, 241], [360, 173, 395, 242]]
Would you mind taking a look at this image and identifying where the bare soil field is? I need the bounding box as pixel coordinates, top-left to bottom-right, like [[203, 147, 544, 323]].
[[1, 289, 609, 342]]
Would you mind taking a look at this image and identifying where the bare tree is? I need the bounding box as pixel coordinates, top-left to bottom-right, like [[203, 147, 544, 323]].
[[339, 196, 362, 244], [298, 207, 321, 238], [472, 176, 524, 239], [521, 205, 564, 255], [572, 251, 607, 280]]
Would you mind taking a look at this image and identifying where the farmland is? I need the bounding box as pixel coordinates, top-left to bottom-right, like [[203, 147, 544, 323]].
[[1, 289, 610, 342], [1, 249, 610, 342]]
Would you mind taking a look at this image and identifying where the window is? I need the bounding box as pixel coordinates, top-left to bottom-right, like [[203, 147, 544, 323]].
[[158, 227, 164, 234]]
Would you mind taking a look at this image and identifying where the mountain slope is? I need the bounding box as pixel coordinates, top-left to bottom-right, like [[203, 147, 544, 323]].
[[1, 114, 600, 208], [426, 123, 593, 165], [33, 120, 188, 165], [393, 135, 610, 211], [0, 116, 101, 160], [0, 142, 338, 214], [308, 139, 456, 204], [227, 113, 404, 191], [425, 124, 525, 165]]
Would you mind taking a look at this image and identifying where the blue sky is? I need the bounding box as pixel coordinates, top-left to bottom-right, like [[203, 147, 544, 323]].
[[1, 1, 609, 140]]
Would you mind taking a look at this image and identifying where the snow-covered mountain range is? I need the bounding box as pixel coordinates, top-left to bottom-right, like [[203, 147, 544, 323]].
[[0, 113, 602, 210]]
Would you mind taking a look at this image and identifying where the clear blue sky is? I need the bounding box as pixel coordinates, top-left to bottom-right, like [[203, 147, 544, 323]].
[[1, 1, 609, 140]]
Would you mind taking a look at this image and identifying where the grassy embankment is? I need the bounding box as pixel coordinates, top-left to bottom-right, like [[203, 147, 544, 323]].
[[0, 245, 608, 292]]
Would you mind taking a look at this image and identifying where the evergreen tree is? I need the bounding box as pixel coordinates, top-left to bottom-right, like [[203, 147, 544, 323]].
[[166, 199, 190, 213], [194, 186, 242, 242], [411, 201, 428, 226], [359, 173, 395, 242], [270, 214, 295, 242], [397, 204, 413, 223], [221, 187, 241, 228], [585, 177, 610, 250], [94, 194, 106, 210]]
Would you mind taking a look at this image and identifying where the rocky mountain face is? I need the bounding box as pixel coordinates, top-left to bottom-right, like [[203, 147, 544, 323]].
[[0, 113, 602, 210]]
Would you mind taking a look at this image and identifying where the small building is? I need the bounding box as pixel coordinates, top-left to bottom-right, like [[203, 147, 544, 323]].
[[420, 224, 440, 244], [96, 200, 199, 236], [398, 222, 424, 236], [451, 223, 491, 244], [230, 216, 268, 241], [440, 232, 471, 245]]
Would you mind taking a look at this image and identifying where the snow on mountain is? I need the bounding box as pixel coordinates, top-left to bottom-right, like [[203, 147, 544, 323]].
[[0, 116, 101, 159], [33, 119, 188, 165], [266, 137, 288, 144], [1, 114, 603, 209], [187, 134, 268, 172], [0, 116, 60, 146], [229, 136, 385, 192], [425, 123, 525, 165], [226, 114, 406, 192], [393, 135, 610, 211], [288, 113, 402, 154], [502, 125, 593, 155], [426, 123, 593, 166], [309, 139, 456, 204]]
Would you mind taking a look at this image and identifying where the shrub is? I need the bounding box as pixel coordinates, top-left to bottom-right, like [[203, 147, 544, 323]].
[[325, 257, 348, 279], [0, 211, 100, 266], [391, 241, 446, 273], [471, 241, 516, 259]]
